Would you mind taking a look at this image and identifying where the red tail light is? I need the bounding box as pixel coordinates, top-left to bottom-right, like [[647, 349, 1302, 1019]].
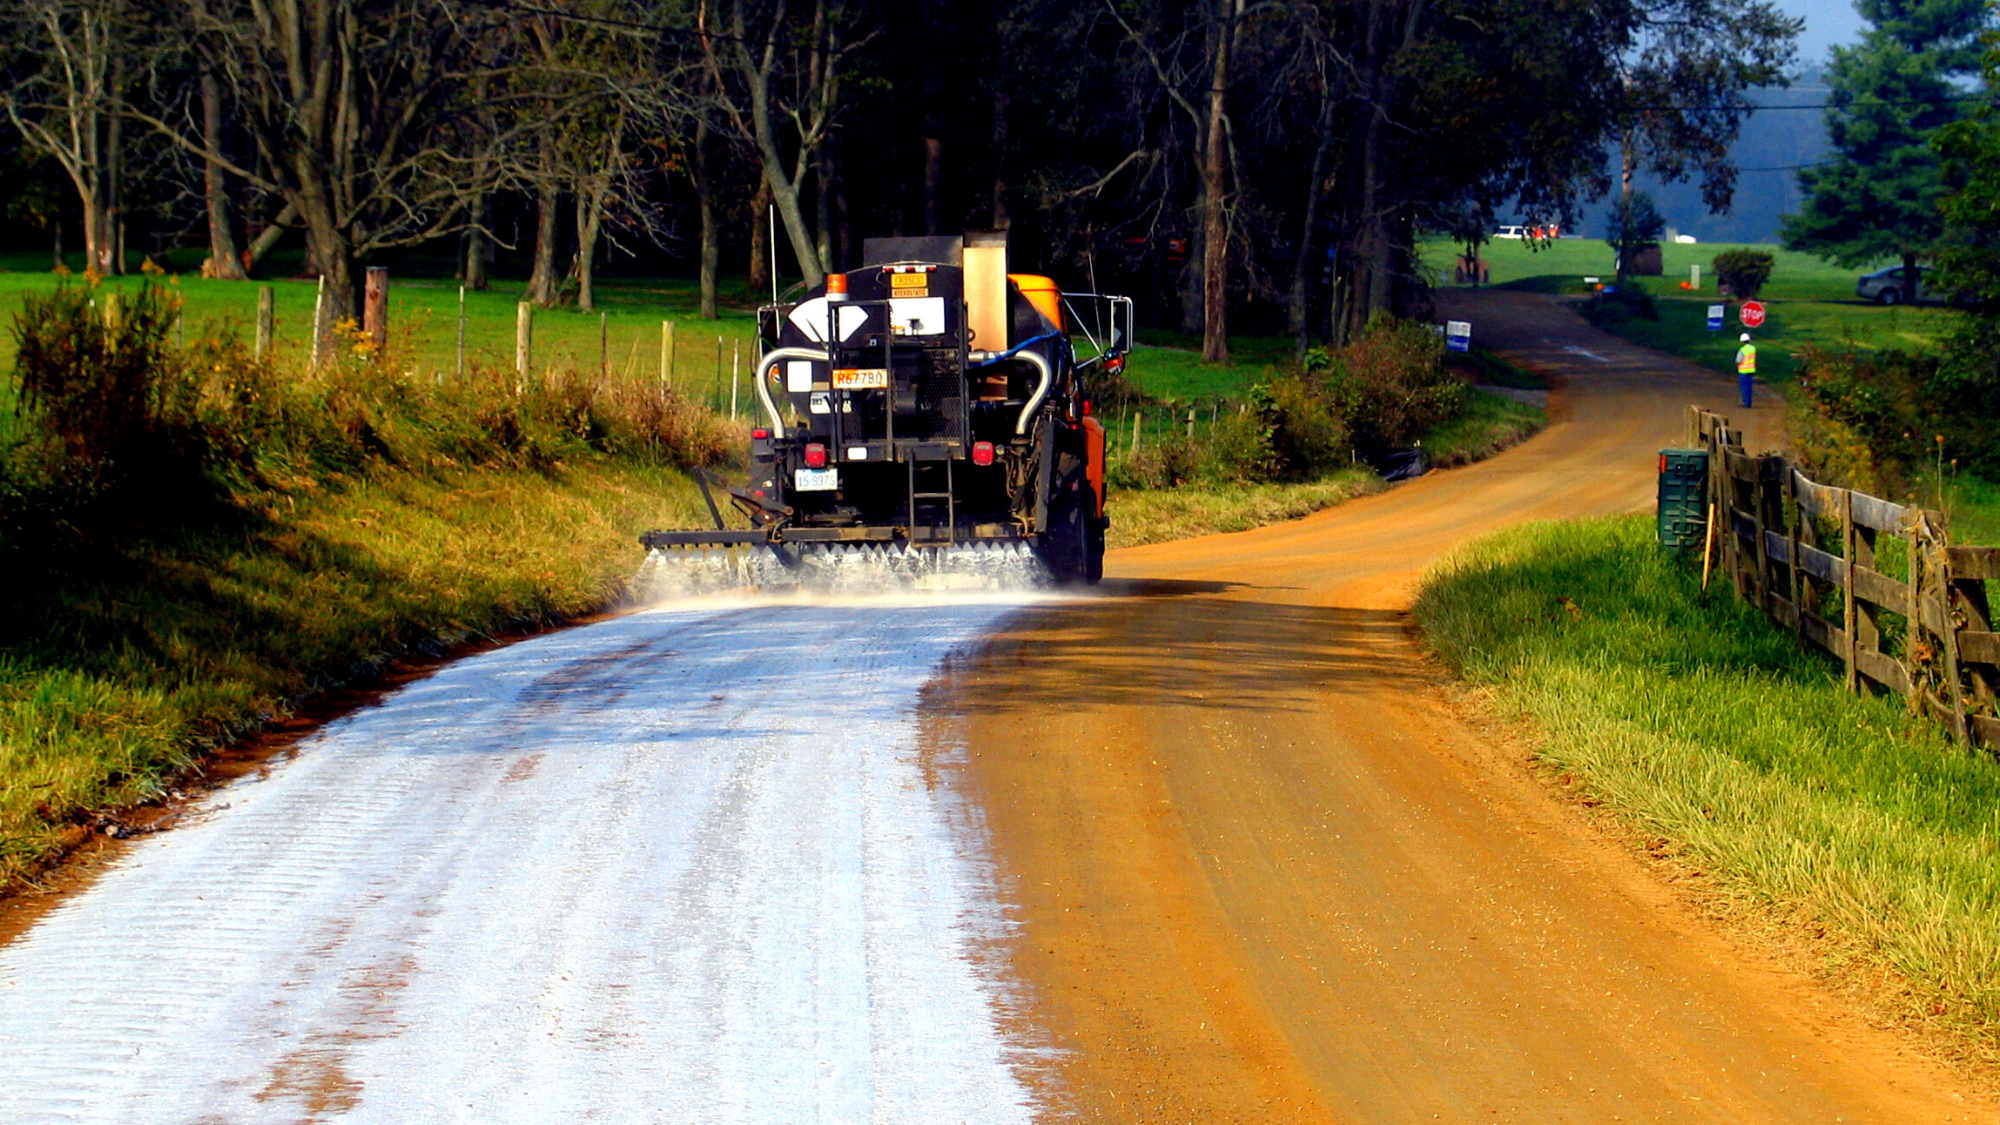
[[1082, 399, 1094, 416], [752, 428, 770, 439], [804, 443, 828, 469], [972, 441, 995, 466]]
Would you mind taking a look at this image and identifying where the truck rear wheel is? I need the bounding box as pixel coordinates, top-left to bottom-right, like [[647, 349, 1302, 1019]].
[[1037, 479, 1090, 585], [1083, 486, 1105, 584]]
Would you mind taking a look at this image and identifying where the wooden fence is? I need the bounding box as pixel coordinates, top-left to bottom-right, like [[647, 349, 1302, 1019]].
[[1690, 406, 2000, 750]]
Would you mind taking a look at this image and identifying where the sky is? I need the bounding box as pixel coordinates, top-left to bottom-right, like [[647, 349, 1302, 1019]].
[[1779, 0, 1868, 70]]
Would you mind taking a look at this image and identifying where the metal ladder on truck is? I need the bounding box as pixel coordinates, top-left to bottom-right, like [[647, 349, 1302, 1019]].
[[907, 458, 955, 546]]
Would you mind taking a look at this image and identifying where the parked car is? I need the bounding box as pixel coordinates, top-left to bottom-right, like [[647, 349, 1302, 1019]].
[[1855, 265, 1937, 305], [1494, 225, 1526, 240]]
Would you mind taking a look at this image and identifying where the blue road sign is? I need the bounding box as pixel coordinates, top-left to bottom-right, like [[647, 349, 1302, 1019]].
[[1446, 320, 1471, 353], [1707, 304, 1724, 331]]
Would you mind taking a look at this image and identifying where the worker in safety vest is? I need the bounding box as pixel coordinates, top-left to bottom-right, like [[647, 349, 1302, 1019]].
[[1736, 333, 1757, 408]]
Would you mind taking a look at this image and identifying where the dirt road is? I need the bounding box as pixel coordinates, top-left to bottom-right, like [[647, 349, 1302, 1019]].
[[0, 596, 1047, 1123], [2, 291, 1982, 1122], [947, 290, 1990, 1123]]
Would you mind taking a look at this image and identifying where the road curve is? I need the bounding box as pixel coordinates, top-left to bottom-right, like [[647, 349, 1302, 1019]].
[[0, 595, 1045, 1123], [940, 291, 1990, 1122]]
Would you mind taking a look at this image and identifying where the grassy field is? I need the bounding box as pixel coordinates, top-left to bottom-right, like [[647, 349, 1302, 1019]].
[[0, 253, 769, 422], [1415, 515, 2000, 1057], [1421, 238, 1957, 386]]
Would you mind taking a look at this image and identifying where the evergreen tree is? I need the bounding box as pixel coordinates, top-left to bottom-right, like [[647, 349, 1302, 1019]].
[[1782, 0, 1990, 303], [1935, 38, 2000, 311]]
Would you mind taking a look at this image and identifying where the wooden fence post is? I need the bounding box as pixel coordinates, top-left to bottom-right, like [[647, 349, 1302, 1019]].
[[1786, 467, 1805, 644], [1905, 516, 1924, 714], [255, 285, 273, 359], [456, 286, 466, 381], [1930, 530, 1970, 744], [363, 266, 389, 351], [661, 320, 675, 391], [1842, 489, 1859, 692], [515, 301, 532, 383]]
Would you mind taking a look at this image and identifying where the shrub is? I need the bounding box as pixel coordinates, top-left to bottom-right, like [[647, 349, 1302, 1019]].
[[1336, 315, 1464, 452], [1254, 371, 1351, 479], [1789, 332, 2000, 494], [10, 282, 208, 488], [1581, 285, 1659, 326], [1712, 249, 1775, 298]]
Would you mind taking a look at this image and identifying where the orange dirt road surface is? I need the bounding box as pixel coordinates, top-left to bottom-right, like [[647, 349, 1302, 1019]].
[[938, 292, 1991, 1123]]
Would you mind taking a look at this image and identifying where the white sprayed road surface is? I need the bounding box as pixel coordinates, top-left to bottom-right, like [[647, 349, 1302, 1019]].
[[0, 595, 1045, 1124]]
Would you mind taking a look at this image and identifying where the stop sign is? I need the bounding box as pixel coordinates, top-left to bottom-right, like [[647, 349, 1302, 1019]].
[[1740, 300, 1766, 329]]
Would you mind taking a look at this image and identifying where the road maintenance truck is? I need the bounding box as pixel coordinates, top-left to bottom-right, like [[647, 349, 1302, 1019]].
[[640, 231, 1130, 585]]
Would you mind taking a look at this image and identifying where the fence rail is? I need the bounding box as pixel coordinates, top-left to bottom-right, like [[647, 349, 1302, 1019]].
[[1689, 407, 2000, 750]]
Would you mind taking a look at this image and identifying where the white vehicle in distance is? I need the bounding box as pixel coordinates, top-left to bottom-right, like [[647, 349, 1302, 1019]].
[[1855, 264, 1937, 305], [1494, 225, 1526, 240]]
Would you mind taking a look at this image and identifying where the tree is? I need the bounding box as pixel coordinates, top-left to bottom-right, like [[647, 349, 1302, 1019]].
[[1711, 247, 1774, 296], [701, 0, 874, 292], [2, 0, 137, 276], [1605, 190, 1666, 273], [1934, 37, 2000, 311], [1783, 0, 1989, 304], [136, 0, 508, 322], [1605, 0, 1801, 283]]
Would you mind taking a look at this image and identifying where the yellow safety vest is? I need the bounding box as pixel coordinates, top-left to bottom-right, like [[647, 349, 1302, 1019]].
[[1736, 344, 1757, 375]]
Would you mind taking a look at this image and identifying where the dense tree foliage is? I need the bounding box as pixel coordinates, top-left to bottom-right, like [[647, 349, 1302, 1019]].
[[0, 0, 1797, 341], [1782, 0, 1989, 302]]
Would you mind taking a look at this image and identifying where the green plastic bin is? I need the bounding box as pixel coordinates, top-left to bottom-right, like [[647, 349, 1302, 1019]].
[[1657, 448, 1708, 549]]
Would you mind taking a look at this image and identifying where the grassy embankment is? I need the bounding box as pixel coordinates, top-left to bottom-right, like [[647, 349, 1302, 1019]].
[[1105, 329, 1547, 548], [1416, 515, 2000, 1058], [0, 264, 729, 890]]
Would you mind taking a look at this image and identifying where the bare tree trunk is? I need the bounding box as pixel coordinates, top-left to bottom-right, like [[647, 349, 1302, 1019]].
[[1198, 0, 1240, 363], [51, 218, 62, 270], [1902, 250, 1920, 304], [1615, 130, 1635, 285], [835, 171, 851, 267], [745, 76, 823, 288], [923, 136, 943, 236], [573, 192, 600, 313], [695, 121, 720, 318], [1289, 111, 1333, 359], [463, 194, 489, 290], [200, 72, 247, 280], [991, 88, 1009, 228], [815, 148, 834, 268], [300, 192, 356, 324], [106, 53, 123, 276], [747, 171, 772, 294], [527, 181, 562, 306], [244, 202, 295, 272]]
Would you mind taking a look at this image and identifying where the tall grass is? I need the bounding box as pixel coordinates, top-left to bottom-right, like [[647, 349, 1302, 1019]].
[[1414, 515, 2000, 1054]]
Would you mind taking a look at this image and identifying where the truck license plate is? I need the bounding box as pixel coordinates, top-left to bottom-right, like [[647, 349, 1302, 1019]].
[[794, 468, 839, 491], [832, 368, 888, 389]]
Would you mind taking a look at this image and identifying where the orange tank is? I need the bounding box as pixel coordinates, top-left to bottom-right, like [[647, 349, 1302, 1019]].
[[1008, 274, 1064, 332]]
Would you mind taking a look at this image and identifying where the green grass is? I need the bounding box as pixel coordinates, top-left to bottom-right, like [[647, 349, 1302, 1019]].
[[1422, 238, 1957, 385], [1423, 388, 1547, 469], [0, 254, 769, 426], [1124, 330, 1303, 402], [0, 457, 711, 888], [1415, 515, 2000, 1054], [1107, 467, 1383, 548]]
